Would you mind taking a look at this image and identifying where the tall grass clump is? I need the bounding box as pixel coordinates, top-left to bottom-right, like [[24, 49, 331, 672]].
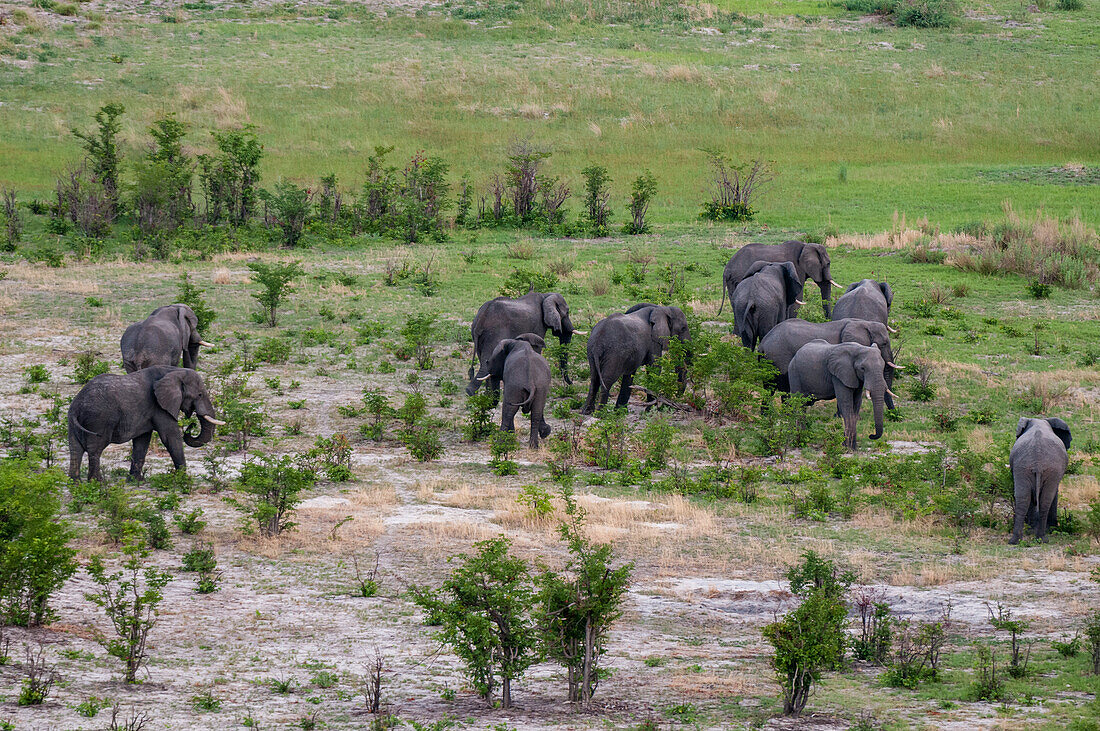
[[947, 204, 1099, 288]]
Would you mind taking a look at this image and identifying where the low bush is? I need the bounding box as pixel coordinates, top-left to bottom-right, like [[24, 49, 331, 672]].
[[233, 455, 317, 536]]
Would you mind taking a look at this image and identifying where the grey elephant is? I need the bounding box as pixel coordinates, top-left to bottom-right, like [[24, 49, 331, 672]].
[[68, 366, 225, 482], [474, 337, 552, 448], [466, 289, 577, 396], [1009, 417, 1072, 544], [759, 318, 899, 408], [582, 303, 690, 414], [722, 240, 838, 319], [731, 261, 805, 350], [787, 340, 894, 450], [831, 280, 895, 329], [121, 304, 213, 373]]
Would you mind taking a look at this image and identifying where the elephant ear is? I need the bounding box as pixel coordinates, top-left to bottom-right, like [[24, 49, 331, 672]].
[[1015, 417, 1032, 439], [826, 346, 861, 389], [625, 302, 658, 314], [542, 294, 563, 335], [879, 281, 894, 307], [479, 340, 515, 380], [649, 307, 672, 346], [514, 333, 546, 353], [844, 281, 860, 294], [1046, 417, 1072, 450], [153, 370, 186, 416], [781, 262, 803, 308], [175, 305, 196, 351], [744, 260, 772, 279]]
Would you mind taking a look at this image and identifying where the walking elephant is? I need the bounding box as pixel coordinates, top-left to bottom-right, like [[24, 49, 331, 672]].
[[582, 303, 690, 414], [722, 240, 838, 319], [466, 289, 577, 396], [759, 318, 899, 408], [474, 337, 552, 448], [831, 280, 894, 328], [787, 340, 894, 450], [1009, 417, 1072, 544], [121, 304, 213, 373], [730, 261, 804, 350], [68, 366, 225, 482]]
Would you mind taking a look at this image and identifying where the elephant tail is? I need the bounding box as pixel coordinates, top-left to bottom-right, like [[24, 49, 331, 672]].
[[591, 353, 610, 394], [1031, 467, 1043, 522], [68, 412, 99, 439], [718, 277, 728, 316], [508, 391, 536, 409]]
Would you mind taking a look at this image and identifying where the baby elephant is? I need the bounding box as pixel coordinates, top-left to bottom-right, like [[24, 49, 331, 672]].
[[121, 304, 213, 373], [1010, 417, 1072, 544], [474, 337, 551, 448], [788, 340, 895, 450], [68, 366, 225, 482]]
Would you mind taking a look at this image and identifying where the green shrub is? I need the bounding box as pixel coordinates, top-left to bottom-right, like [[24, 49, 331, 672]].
[[71, 103, 125, 211], [499, 268, 559, 298], [73, 350, 110, 384], [489, 429, 520, 475], [248, 260, 304, 327], [255, 336, 291, 364], [0, 462, 78, 626], [402, 424, 444, 462], [400, 313, 437, 370], [1055, 0, 1082, 8], [582, 164, 612, 235], [1026, 280, 1053, 299], [586, 407, 630, 470], [361, 388, 391, 441], [968, 644, 1006, 701], [197, 126, 263, 226], [893, 0, 956, 25], [260, 181, 312, 248], [464, 390, 497, 442], [234, 455, 316, 536], [623, 170, 656, 235], [23, 364, 50, 384]]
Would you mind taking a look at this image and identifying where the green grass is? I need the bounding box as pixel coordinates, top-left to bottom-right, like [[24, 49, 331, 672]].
[[0, 0, 1097, 231]]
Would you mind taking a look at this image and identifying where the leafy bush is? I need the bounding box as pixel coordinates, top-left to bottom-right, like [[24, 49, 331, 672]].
[[623, 170, 656, 235], [393, 152, 449, 243], [463, 390, 497, 442], [73, 350, 110, 384], [0, 461, 78, 626], [197, 126, 263, 226], [234, 455, 316, 536], [894, 0, 956, 26], [71, 103, 125, 212], [699, 151, 770, 222], [499, 268, 559, 298], [969, 644, 1006, 701], [412, 536, 538, 708], [400, 313, 436, 370], [261, 181, 312, 248], [586, 407, 630, 470], [581, 165, 612, 235], [489, 429, 520, 475], [248, 260, 304, 327], [255, 336, 291, 364], [84, 530, 172, 682], [361, 388, 392, 441]]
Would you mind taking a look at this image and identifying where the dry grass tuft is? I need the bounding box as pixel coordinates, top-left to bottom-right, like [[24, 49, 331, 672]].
[[663, 65, 700, 83]]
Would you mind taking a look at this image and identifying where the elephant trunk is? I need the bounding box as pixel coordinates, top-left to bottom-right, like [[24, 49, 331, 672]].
[[819, 278, 832, 318], [869, 390, 885, 441], [185, 411, 217, 447]]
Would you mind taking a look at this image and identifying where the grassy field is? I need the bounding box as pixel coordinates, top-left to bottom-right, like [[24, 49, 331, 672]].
[[0, 0, 1098, 230], [2, 0, 1100, 728]]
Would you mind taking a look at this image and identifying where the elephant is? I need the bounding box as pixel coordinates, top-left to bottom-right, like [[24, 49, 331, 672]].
[[68, 366, 225, 482], [474, 337, 552, 448], [758, 318, 899, 409], [121, 304, 213, 373], [1009, 417, 1072, 544], [582, 303, 690, 414], [722, 240, 838, 319], [831, 280, 894, 329], [730, 261, 805, 350], [787, 340, 894, 450], [466, 289, 577, 396]]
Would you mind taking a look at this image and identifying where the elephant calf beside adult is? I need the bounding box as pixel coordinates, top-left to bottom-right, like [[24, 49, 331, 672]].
[[121, 304, 213, 373], [466, 289, 577, 396], [722, 240, 838, 319], [582, 303, 690, 414], [759, 318, 899, 408], [730, 261, 804, 350], [1009, 417, 1072, 544], [787, 340, 894, 450], [473, 336, 552, 449], [831, 280, 895, 330], [68, 366, 225, 482]]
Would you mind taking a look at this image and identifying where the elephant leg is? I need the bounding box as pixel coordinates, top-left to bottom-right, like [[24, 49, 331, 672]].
[[87, 451, 103, 482], [615, 372, 634, 408], [68, 433, 84, 481], [582, 357, 601, 415], [1009, 473, 1032, 544], [130, 432, 152, 480], [156, 425, 187, 472], [528, 415, 540, 449], [501, 399, 519, 433], [1035, 480, 1058, 542]]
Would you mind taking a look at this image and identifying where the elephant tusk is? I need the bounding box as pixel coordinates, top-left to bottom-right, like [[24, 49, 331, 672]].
[[572, 330, 588, 336], [886, 389, 897, 399], [865, 391, 872, 400], [477, 374, 492, 381], [829, 279, 840, 287], [199, 340, 214, 347], [885, 361, 898, 369], [886, 325, 898, 334], [795, 299, 807, 306], [202, 415, 227, 425]]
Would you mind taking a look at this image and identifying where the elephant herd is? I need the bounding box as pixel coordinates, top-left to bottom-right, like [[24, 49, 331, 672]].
[[62, 243, 1071, 544]]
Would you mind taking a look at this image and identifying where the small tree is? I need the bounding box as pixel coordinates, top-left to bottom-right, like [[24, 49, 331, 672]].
[[537, 488, 632, 704], [248, 260, 304, 326], [260, 181, 312, 248], [506, 139, 550, 222], [400, 313, 436, 370], [581, 165, 611, 235], [198, 127, 263, 226], [72, 103, 125, 212], [412, 537, 538, 708], [234, 455, 316, 536], [0, 462, 78, 627], [1, 188, 21, 250], [1085, 610, 1100, 675], [176, 273, 217, 337], [130, 114, 193, 237], [699, 150, 771, 222], [394, 152, 449, 243], [624, 170, 657, 235], [84, 527, 172, 683], [358, 145, 398, 234], [762, 552, 851, 716]]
